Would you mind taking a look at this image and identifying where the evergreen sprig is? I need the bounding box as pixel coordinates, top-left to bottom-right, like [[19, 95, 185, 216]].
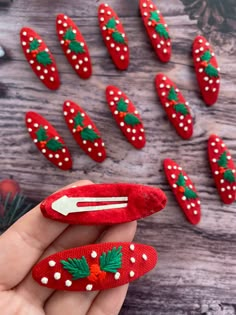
[[100, 246, 122, 273], [61, 257, 90, 280]]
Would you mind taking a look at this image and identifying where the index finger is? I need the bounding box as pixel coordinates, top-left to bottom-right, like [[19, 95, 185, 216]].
[[0, 180, 92, 291]]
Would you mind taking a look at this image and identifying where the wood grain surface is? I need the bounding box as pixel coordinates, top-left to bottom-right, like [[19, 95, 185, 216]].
[[0, 0, 235, 314]]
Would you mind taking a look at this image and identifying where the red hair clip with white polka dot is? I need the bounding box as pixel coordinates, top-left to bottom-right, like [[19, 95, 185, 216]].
[[106, 86, 146, 149], [193, 35, 220, 106], [139, 0, 171, 63], [208, 134, 236, 204], [155, 74, 193, 140], [98, 3, 129, 70], [163, 159, 201, 225], [25, 112, 72, 171], [63, 100, 106, 163], [20, 27, 60, 90], [32, 242, 157, 291], [40, 183, 167, 224], [56, 14, 92, 79]]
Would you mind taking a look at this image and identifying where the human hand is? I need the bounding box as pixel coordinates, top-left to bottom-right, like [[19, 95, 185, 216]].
[[0, 180, 137, 315]]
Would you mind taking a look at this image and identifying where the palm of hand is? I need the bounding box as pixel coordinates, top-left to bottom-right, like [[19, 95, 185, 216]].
[[0, 180, 136, 315]]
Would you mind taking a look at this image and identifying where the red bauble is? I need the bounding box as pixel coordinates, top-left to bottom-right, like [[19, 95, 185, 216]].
[[0, 178, 21, 201]]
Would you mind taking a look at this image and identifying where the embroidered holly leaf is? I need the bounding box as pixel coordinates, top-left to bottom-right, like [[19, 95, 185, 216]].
[[29, 39, 40, 51], [168, 87, 178, 102], [217, 151, 228, 168], [223, 169, 235, 183], [155, 24, 170, 39], [36, 126, 48, 142], [176, 173, 186, 187], [205, 64, 219, 77], [80, 127, 100, 142], [36, 51, 52, 66], [64, 27, 76, 41], [112, 31, 126, 44], [74, 112, 84, 128], [184, 187, 197, 199], [117, 98, 128, 112], [46, 139, 63, 151], [201, 50, 212, 62], [124, 113, 141, 126], [174, 103, 189, 116], [61, 257, 90, 280], [100, 246, 122, 273], [149, 11, 160, 22], [69, 41, 85, 54], [106, 17, 116, 29]]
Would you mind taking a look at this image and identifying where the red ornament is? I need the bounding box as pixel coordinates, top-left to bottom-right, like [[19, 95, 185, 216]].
[[0, 178, 21, 202]]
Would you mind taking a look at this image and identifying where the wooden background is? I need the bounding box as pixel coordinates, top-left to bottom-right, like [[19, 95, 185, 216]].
[[0, 0, 235, 314]]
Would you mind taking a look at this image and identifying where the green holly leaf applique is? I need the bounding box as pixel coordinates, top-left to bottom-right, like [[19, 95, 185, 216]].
[[46, 139, 63, 151], [217, 151, 228, 169], [184, 187, 197, 199], [106, 17, 117, 29], [112, 31, 126, 44], [201, 50, 212, 62], [61, 257, 90, 280], [36, 126, 48, 142], [223, 169, 235, 183], [64, 27, 76, 41], [205, 64, 219, 77], [29, 39, 40, 51], [100, 246, 122, 273], [80, 127, 100, 142], [155, 24, 170, 39], [174, 103, 189, 116], [168, 87, 178, 102], [117, 98, 128, 112], [36, 51, 53, 66], [149, 11, 160, 23], [176, 173, 186, 187], [124, 113, 141, 126], [69, 41, 85, 54], [74, 112, 84, 129]]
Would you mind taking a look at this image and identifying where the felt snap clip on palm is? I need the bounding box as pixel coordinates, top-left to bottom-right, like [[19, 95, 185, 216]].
[[63, 100, 106, 163], [106, 86, 146, 149], [193, 35, 220, 106], [56, 14, 92, 79], [25, 112, 72, 171], [163, 159, 201, 225], [208, 134, 236, 204], [139, 0, 171, 63], [40, 183, 167, 224], [155, 73, 193, 140], [20, 27, 60, 90], [98, 3, 129, 70], [32, 242, 158, 291]]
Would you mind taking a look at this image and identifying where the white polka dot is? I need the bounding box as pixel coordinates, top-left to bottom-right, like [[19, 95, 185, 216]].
[[100, 17, 104, 22], [91, 251, 97, 258], [58, 162, 63, 167], [127, 128, 131, 133], [65, 280, 72, 287], [102, 26, 106, 31], [132, 136, 136, 141], [214, 149, 219, 154], [142, 254, 148, 261], [75, 65, 79, 70], [58, 20, 62, 24], [49, 260, 56, 267], [199, 68, 203, 73], [100, 9, 105, 13], [221, 188, 225, 192], [195, 49, 199, 54], [86, 284, 93, 291], [50, 77, 54, 82], [161, 92, 166, 96], [142, 2, 147, 7], [227, 186, 231, 190], [172, 114, 176, 118], [139, 136, 143, 141], [171, 174, 176, 179], [130, 271, 135, 277], [42, 149, 46, 154], [114, 272, 120, 280], [60, 40, 65, 45], [41, 277, 48, 284], [179, 123, 184, 127], [54, 272, 61, 280], [30, 60, 34, 64], [22, 31, 27, 36], [130, 244, 135, 251], [51, 67, 55, 72], [120, 122, 125, 127], [220, 179, 224, 184], [215, 171, 219, 175], [28, 128, 32, 132], [63, 23, 67, 27], [130, 257, 136, 263], [184, 126, 188, 132], [228, 195, 232, 199], [193, 210, 198, 215], [49, 154, 53, 158], [182, 196, 187, 201], [167, 165, 172, 170], [88, 148, 92, 152], [120, 55, 125, 60], [212, 158, 217, 163], [152, 33, 157, 39], [211, 142, 216, 146], [40, 75, 44, 80], [180, 115, 184, 120], [205, 86, 209, 91]]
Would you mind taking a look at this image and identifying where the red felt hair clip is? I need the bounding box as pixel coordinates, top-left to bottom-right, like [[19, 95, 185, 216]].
[[163, 159, 201, 225], [32, 242, 158, 291], [106, 86, 146, 149], [20, 27, 60, 90], [56, 14, 92, 79], [208, 134, 236, 204], [98, 3, 129, 70], [63, 100, 106, 163], [139, 0, 171, 63], [40, 183, 167, 224], [25, 112, 72, 171], [192, 35, 220, 106], [155, 74, 193, 140]]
